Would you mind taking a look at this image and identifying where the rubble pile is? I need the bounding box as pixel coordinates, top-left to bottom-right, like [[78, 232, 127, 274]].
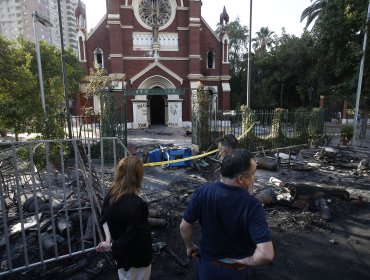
[[1, 140, 369, 279]]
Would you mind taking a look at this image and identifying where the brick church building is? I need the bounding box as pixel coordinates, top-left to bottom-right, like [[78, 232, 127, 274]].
[[76, 0, 231, 129]]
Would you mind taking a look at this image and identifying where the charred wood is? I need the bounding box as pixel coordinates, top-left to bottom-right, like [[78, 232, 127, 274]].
[[286, 183, 350, 201], [256, 156, 281, 171], [148, 218, 168, 228], [164, 246, 188, 267]]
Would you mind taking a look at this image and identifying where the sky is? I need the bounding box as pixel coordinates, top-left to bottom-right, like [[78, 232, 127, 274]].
[[83, 0, 312, 37]]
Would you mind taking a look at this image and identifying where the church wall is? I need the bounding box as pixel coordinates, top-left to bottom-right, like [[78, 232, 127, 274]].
[[83, 0, 230, 126], [86, 19, 111, 72]]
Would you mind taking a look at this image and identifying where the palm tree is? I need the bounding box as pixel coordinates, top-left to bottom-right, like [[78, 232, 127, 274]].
[[252, 27, 275, 55], [300, 0, 328, 28]]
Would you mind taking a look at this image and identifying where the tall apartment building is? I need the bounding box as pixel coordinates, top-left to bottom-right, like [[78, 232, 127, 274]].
[[0, 0, 86, 54]]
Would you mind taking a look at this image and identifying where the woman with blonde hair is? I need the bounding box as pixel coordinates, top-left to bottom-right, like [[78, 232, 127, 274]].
[[97, 156, 152, 280]]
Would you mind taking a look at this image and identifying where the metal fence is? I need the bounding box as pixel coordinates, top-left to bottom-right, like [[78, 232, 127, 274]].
[[63, 114, 102, 139], [0, 138, 128, 277], [56, 112, 126, 145], [192, 108, 326, 151]]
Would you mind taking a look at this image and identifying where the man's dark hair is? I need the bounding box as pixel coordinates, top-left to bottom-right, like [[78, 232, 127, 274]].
[[221, 148, 254, 178], [219, 134, 238, 149]]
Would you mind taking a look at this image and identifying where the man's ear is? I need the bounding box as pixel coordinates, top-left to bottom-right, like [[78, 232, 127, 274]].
[[236, 175, 244, 185]]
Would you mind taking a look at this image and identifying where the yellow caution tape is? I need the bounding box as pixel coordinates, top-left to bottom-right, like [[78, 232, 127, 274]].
[[143, 123, 255, 167], [143, 149, 218, 167], [236, 123, 255, 141]]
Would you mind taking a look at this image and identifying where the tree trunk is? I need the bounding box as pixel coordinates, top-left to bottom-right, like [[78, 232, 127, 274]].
[[342, 99, 348, 120], [287, 183, 350, 201], [360, 103, 368, 139]]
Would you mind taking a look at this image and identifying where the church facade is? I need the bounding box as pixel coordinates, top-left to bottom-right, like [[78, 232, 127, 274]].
[[76, 0, 231, 129]]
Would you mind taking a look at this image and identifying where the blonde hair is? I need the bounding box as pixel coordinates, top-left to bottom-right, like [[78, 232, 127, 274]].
[[108, 156, 144, 204]]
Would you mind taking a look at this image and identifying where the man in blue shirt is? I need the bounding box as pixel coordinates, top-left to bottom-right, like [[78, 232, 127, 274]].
[[180, 149, 274, 279]]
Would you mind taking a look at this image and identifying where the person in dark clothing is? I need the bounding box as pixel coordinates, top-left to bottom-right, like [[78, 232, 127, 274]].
[[180, 149, 274, 280], [96, 156, 152, 280], [217, 134, 238, 160]]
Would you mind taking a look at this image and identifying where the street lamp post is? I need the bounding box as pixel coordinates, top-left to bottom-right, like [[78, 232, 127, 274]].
[[32, 11, 53, 117], [246, 0, 253, 108], [352, 2, 370, 145], [57, 0, 73, 139]]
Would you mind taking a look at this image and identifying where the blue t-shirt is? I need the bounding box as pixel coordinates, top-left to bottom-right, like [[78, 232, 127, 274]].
[[183, 181, 271, 260]]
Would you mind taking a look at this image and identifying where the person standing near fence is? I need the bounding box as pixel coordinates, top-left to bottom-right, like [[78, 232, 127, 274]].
[[217, 134, 239, 160], [96, 156, 152, 280], [337, 111, 342, 124], [180, 149, 274, 279]]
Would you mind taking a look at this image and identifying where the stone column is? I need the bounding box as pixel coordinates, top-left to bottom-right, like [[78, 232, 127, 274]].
[[167, 99, 183, 127], [132, 100, 149, 129], [319, 95, 324, 108]]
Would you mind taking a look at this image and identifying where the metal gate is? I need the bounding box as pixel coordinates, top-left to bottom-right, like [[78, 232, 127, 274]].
[[100, 90, 128, 146], [0, 138, 128, 277]]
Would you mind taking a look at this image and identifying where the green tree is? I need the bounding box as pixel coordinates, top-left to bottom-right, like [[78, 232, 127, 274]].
[[300, 0, 328, 28], [252, 27, 276, 55], [0, 36, 84, 140], [215, 18, 249, 107], [0, 36, 38, 141], [313, 0, 368, 104], [215, 17, 249, 76], [251, 31, 317, 109], [18, 38, 84, 119]]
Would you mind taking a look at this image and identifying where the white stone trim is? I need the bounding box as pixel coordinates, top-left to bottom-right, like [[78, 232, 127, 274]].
[[123, 56, 189, 60], [130, 61, 183, 84], [133, 0, 177, 31], [189, 55, 201, 59], [189, 23, 201, 28], [132, 32, 179, 51], [202, 76, 221, 81], [189, 17, 200, 22], [77, 29, 86, 62], [159, 57, 189, 60], [222, 83, 231, 92], [131, 99, 149, 128], [167, 99, 183, 127], [205, 85, 218, 94], [120, 2, 132, 8], [93, 47, 104, 68], [177, 27, 189, 31], [108, 14, 120, 20], [135, 75, 177, 100], [122, 25, 134, 29], [131, 75, 184, 128], [107, 21, 120, 25], [187, 74, 203, 80], [110, 54, 123, 58]]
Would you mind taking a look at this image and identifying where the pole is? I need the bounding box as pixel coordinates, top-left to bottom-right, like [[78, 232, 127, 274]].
[[246, 0, 253, 108], [57, 0, 73, 139], [32, 12, 47, 117], [352, 2, 370, 145]]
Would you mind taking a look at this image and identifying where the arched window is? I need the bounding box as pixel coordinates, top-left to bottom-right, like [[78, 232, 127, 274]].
[[94, 47, 104, 68], [207, 50, 215, 69], [78, 36, 85, 61]]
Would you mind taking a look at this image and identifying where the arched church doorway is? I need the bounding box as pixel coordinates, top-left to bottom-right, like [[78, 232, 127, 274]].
[[150, 94, 166, 125]]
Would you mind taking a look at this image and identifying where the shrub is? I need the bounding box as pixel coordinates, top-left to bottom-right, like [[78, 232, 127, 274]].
[[340, 124, 353, 140]]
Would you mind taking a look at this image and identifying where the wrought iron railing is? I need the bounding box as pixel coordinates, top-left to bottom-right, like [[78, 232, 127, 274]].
[[192, 108, 326, 152]]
